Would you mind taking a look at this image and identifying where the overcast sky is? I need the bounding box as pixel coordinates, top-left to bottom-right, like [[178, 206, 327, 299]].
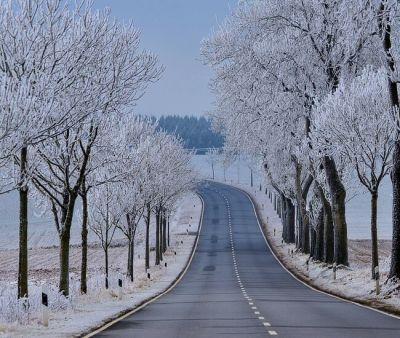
[[93, 0, 237, 117]]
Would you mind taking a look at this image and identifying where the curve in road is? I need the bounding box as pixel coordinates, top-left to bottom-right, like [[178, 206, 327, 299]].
[[94, 181, 400, 338]]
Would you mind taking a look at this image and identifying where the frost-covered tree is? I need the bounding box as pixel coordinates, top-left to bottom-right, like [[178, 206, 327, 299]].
[[151, 132, 196, 265], [89, 182, 122, 289], [0, 0, 130, 298], [313, 68, 394, 278], [375, 0, 400, 280], [205, 148, 220, 180], [30, 9, 162, 296], [202, 0, 379, 266]]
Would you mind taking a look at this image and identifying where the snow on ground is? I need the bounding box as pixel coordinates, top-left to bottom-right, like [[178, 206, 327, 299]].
[[0, 192, 202, 337], [222, 181, 400, 316]]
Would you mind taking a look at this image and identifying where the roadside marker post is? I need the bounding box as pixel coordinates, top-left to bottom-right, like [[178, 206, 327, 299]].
[[375, 266, 380, 295], [41, 286, 49, 327], [118, 279, 123, 300], [333, 263, 337, 280]]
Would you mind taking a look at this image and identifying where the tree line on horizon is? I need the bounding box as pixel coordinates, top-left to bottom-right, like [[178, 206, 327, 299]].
[[153, 115, 224, 153]]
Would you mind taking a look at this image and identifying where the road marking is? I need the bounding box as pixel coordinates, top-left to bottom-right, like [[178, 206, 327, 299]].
[[251, 306, 257, 310], [84, 191, 205, 337], [249, 302, 253, 305], [263, 322, 271, 327], [268, 330, 277, 335], [254, 311, 260, 315], [258, 316, 265, 320]]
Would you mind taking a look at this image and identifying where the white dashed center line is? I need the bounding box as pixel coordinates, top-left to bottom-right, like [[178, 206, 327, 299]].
[[216, 189, 277, 336]]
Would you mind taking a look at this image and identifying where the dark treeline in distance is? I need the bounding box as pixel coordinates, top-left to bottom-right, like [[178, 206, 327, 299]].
[[154, 115, 224, 153]]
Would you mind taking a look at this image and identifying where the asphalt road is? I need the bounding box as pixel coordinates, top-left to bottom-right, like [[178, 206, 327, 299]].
[[95, 181, 400, 338]]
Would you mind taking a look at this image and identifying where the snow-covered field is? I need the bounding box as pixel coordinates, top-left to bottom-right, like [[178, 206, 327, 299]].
[[0, 192, 202, 337], [231, 182, 400, 316]]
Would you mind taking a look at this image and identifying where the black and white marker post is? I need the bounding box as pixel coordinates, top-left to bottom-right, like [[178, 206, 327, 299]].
[[41, 286, 49, 327], [118, 278, 123, 300], [333, 263, 337, 280]]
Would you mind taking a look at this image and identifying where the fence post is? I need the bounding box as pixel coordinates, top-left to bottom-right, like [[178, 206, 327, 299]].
[[41, 286, 49, 327]]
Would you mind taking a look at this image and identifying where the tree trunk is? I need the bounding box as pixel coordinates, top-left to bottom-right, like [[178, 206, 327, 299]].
[[167, 216, 170, 247], [162, 211, 167, 253], [302, 175, 314, 254], [281, 196, 287, 242], [155, 209, 160, 265], [131, 238, 135, 282], [295, 162, 310, 253], [145, 204, 151, 270], [18, 147, 29, 299], [371, 190, 379, 280], [159, 210, 163, 261], [59, 229, 71, 296], [314, 207, 325, 261], [105, 246, 109, 289], [59, 193, 77, 296], [377, 2, 400, 279], [310, 227, 316, 258], [127, 235, 132, 279], [316, 184, 334, 263], [323, 156, 348, 265], [390, 143, 400, 278], [80, 187, 88, 294], [128, 236, 134, 282], [286, 198, 295, 243], [126, 214, 134, 282], [294, 164, 303, 251]]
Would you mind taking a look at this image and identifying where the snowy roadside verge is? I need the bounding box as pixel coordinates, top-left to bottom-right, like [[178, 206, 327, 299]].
[[221, 181, 400, 318], [0, 192, 203, 338]]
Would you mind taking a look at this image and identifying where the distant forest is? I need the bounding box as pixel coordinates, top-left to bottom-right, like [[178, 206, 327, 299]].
[[155, 115, 224, 151]]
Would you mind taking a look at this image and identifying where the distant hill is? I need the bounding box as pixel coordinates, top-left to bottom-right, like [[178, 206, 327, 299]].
[[155, 115, 224, 152]]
